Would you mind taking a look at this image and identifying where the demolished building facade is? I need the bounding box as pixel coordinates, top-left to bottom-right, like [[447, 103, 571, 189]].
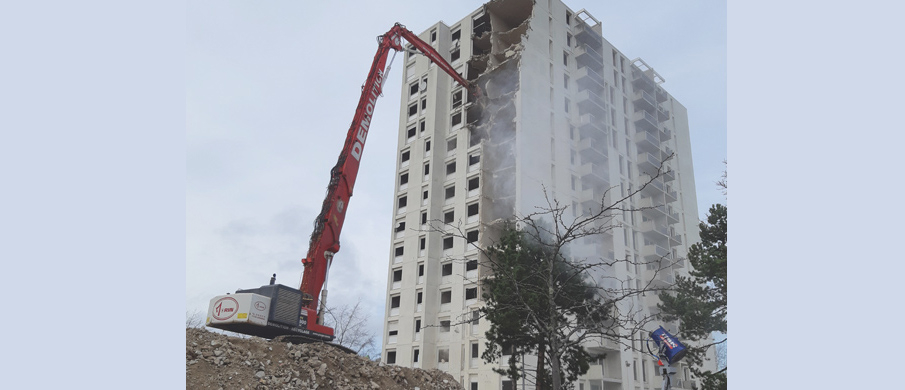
[[382, 1, 714, 389]]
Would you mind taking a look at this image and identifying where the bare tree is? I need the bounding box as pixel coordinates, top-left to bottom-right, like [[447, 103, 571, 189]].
[[323, 298, 378, 359], [186, 310, 205, 329]]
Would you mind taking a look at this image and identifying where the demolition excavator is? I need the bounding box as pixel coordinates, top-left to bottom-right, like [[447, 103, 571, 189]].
[[205, 23, 477, 343]]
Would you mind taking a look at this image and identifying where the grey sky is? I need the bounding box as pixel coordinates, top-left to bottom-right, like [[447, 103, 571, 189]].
[[187, 0, 726, 347]]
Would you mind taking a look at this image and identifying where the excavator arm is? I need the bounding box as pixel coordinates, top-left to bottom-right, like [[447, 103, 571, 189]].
[[207, 23, 475, 342], [300, 23, 474, 314]]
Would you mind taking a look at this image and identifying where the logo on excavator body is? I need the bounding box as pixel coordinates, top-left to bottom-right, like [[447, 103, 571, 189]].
[[336, 200, 345, 213], [254, 301, 266, 311], [212, 297, 239, 320], [350, 70, 384, 161]]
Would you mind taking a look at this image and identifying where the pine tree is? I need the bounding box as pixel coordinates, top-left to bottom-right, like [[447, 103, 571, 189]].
[[658, 203, 727, 389]]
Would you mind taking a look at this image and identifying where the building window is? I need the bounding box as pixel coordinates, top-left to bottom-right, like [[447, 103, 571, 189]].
[[445, 186, 455, 199], [419, 238, 426, 252], [471, 342, 479, 358], [392, 269, 402, 282], [451, 48, 460, 62], [398, 196, 407, 208], [468, 177, 479, 191], [415, 318, 422, 333], [394, 246, 404, 257], [564, 74, 570, 89], [408, 103, 418, 117], [390, 295, 400, 308], [441, 262, 453, 276], [563, 51, 569, 66], [452, 90, 463, 108], [386, 350, 396, 364], [417, 291, 423, 305], [447, 137, 457, 154], [564, 97, 570, 113], [444, 210, 454, 223], [468, 153, 479, 166], [400, 172, 409, 187], [430, 29, 437, 43], [443, 236, 454, 250], [423, 189, 429, 200], [425, 140, 431, 153], [502, 380, 513, 390], [566, 32, 573, 47], [467, 202, 479, 218], [410, 82, 419, 97], [401, 150, 410, 164], [451, 29, 461, 42], [395, 221, 405, 234], [466, 287, 478, 300], [438, 348, 449, 362], [446, 161, 456, 175], [421, 98, 427, 111], [566, 11, 572, 25], [451, 111, 463, 127], [466, 259, 478, 271], [413, 348, 420, 363], [466, 230, 478, 244], [440, 319, 451, 331], [421, 211, 428, 225]]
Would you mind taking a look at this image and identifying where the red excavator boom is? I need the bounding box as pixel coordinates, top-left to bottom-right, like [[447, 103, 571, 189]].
[[299, 24, 474, 316], [206, 23, 475, 343]]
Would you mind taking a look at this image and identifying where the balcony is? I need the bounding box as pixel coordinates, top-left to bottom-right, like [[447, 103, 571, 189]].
[[669, 232, 682, 246], [577, 135, 607, 161], [631, 68, 656, 92], [635, 130, 660, 154], [649, 270, 676, 289], [575, 66, 604, 90], [633, 110, 659, 133], [657, 106, 670, 122], [633, 90, 656, 112], [580, 162, 609, 187], [639, 221, 669, 240], [655, 87, 668, 103], [637, 196, 666, 218], [574, 22, 602, 47], [662, 169, 675, 182], [575, 45, 603, 68], [660, 125, 673, 141], [576, 89, 606, 117], [639, 174, 664, 197], [665, 188, 678, 203], [666, 209, 679, 224], [637, 151, 661, 175], [578, 113, 606, 140]]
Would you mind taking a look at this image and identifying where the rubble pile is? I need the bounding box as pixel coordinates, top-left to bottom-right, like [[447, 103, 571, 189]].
[[186, 328, 463, 390]]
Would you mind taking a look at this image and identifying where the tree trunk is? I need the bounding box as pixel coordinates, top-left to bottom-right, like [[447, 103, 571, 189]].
[[549, 340, 562, 390], [536, 344, 546, 390]]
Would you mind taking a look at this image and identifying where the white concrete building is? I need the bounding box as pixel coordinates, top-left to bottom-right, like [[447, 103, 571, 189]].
[[382, 1, 715, 389]]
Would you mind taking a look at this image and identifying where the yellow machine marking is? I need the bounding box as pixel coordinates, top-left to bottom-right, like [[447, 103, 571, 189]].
[[238, 313, 248, 319]]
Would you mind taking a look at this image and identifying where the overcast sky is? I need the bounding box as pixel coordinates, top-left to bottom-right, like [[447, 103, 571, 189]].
[[186, 0, 726, 346]]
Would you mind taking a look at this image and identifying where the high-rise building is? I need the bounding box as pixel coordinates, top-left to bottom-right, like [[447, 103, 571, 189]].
[[382, 1, 715, 389]]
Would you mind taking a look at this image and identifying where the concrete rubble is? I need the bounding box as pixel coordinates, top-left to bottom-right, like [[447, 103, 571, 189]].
[[186, 327, 464, 390]]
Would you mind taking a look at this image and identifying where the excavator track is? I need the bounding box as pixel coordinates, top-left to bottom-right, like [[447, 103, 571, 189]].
[[272, 335, 357, 355]]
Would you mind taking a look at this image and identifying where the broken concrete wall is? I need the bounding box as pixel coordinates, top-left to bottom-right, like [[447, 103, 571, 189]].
[[466, 0, 534, 223]]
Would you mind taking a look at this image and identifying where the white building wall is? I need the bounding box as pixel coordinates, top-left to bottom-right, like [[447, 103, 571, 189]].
[[383, 1, 715, 390]]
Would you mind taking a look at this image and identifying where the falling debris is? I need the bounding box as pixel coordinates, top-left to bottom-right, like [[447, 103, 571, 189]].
[[186, 328, 464, 390]]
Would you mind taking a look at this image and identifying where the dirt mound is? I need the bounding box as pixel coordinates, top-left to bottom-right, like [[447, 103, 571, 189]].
[[186, 328, 463, 390]]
